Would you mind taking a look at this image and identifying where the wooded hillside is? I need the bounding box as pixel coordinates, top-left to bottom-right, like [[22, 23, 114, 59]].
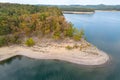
[[0, 3, 84, 47]]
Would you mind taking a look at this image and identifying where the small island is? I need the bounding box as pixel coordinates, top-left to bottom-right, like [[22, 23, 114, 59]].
[[0, 3, 109, 65]]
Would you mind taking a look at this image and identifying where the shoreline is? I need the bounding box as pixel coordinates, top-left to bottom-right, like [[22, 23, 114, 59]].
[[62, 11, 95, 14], [62, 10, 120, 14], [0, 39, 110, 66], [95, 10, 120, 12]]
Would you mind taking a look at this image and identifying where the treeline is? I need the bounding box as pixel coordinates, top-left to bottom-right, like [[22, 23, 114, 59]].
[[38, 4, 120, 11], [0, 3, 84, 47], [37, 5, 95, 12], [56, 4, 120, 11], [78, 4, 120, 11]]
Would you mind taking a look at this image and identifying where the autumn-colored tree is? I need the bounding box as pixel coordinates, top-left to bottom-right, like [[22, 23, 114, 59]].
[[0, 3, 84, 46]]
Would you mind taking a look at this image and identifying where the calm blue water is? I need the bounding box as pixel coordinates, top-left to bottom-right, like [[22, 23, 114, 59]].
[[0, 11, 120, 80], [64, 11, 120, 59]]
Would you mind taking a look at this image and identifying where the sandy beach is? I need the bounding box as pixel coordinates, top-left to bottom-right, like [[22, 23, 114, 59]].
[[0, 39, 109, 65]]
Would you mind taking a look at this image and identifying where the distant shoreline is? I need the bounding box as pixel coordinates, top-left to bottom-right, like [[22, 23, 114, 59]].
[[95, 10, 120, 12], [63, 10, 120, 14], [63, 11, 95, 14]]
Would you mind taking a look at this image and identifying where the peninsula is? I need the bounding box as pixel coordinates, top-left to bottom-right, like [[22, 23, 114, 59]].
[[0, 38, 109, 65], [0, 3, 109, 65]]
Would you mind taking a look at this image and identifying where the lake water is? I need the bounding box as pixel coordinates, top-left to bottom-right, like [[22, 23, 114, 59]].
[[0, 11, 120, 80]]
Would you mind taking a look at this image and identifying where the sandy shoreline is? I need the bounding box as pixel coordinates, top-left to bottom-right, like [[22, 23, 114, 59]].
[[0, 39, 109, 65], [63, 11, 94, 14]]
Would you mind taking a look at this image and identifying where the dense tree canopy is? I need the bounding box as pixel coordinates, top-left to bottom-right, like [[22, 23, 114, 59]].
[[43, 5, 120, 11], [0, 3, 63, 36], [0, 3, 84, 47]]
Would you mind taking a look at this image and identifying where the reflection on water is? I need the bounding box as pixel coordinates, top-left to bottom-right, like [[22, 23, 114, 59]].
[[0, 11, 120, 80], [0, 56, 22, 65], [0, 56, 114, 80]]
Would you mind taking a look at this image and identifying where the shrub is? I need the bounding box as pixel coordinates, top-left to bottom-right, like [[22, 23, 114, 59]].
[[65, 27, 74, 37], [73, 28, 84, 41], [65, 45, 73, 50], [73, 44, 79, 48], [84, 37, 87, 41], [79, 29, 84, 36], [0, 35, 21, 47], [0, 36, 7, 47], [52, 32, 61, 40], [64, 26, 75, 37], [73, 35, 81, 41], [9, 34, 21, 44], [25, 38, 35, 47]]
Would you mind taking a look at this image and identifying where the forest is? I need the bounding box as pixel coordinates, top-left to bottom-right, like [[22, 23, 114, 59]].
[[0, 3, 84, 47], [57, 4, 120, 11], [37, 5, 95, 12], [39, 4, 120, 11]]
